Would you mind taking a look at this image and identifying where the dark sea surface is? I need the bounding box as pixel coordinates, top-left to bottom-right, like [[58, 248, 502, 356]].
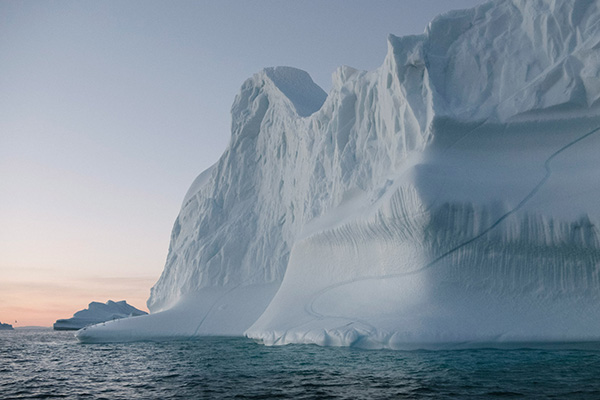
[[2, 329, 600, 399]]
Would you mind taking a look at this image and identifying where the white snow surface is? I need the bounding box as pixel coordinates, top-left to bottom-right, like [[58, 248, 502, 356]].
[[54, 300, 147, 331], [78, 0, 600, 348]]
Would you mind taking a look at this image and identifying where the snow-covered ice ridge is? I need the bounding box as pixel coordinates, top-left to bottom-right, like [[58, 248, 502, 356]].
[[77, 0, 600, 348]]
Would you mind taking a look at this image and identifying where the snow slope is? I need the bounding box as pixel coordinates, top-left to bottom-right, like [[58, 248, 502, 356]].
[[78, 0, 600, 347], [54, 300, 147, 331]]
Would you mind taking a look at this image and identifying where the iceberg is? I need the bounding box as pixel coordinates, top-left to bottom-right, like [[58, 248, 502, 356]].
[[0, 322, 14, 330], [54, 300, 147, 331], [78, 0, 600, 348]]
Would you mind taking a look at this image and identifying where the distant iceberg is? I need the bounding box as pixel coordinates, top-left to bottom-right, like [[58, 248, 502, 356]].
[[0, 322, 14, 330], [78, 0, 600, 347], [54, 300, 147, 331]]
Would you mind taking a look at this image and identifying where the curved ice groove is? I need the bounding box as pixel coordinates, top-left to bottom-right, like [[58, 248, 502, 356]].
[[189, 267, 268, 338], [305, 123, 600, 331], [188, 286, 236, 338], [420, 118, 491, 212]]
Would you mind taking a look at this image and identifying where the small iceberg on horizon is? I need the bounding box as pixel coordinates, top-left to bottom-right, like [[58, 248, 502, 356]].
[[0, 322, 14, 330], [53, 300, 147, 331]]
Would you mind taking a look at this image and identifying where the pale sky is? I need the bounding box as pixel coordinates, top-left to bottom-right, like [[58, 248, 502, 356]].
[[0, 0, 487, 327]]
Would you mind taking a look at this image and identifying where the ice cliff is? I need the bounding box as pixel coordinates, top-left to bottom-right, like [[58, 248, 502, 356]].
[[54, 300, 147, 331], [78, 0, 600, 348]]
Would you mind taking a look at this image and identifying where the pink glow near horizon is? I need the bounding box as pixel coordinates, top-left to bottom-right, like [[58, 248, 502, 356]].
[[0, 273, 155, 327]]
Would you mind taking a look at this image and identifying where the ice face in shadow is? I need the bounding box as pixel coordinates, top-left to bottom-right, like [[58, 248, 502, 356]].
[[79, 0, 600, 346]]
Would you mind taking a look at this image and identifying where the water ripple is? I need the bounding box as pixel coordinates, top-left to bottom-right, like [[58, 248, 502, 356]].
[[2, 330, 600, 399]]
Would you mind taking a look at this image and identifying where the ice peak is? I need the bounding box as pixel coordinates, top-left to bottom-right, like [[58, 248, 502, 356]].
[[260, 66, 327, 117]]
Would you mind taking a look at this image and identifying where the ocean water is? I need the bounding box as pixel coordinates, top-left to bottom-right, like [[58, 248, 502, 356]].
[[2, 329, 600, 399]]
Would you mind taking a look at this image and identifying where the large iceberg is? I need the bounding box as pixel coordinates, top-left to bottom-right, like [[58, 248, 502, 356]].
[[54, 300, 147, 331], [78, 0, 600, 347]]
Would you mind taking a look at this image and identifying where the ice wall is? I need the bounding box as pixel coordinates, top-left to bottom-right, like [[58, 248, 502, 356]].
[[78, 0, 600, 346]]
